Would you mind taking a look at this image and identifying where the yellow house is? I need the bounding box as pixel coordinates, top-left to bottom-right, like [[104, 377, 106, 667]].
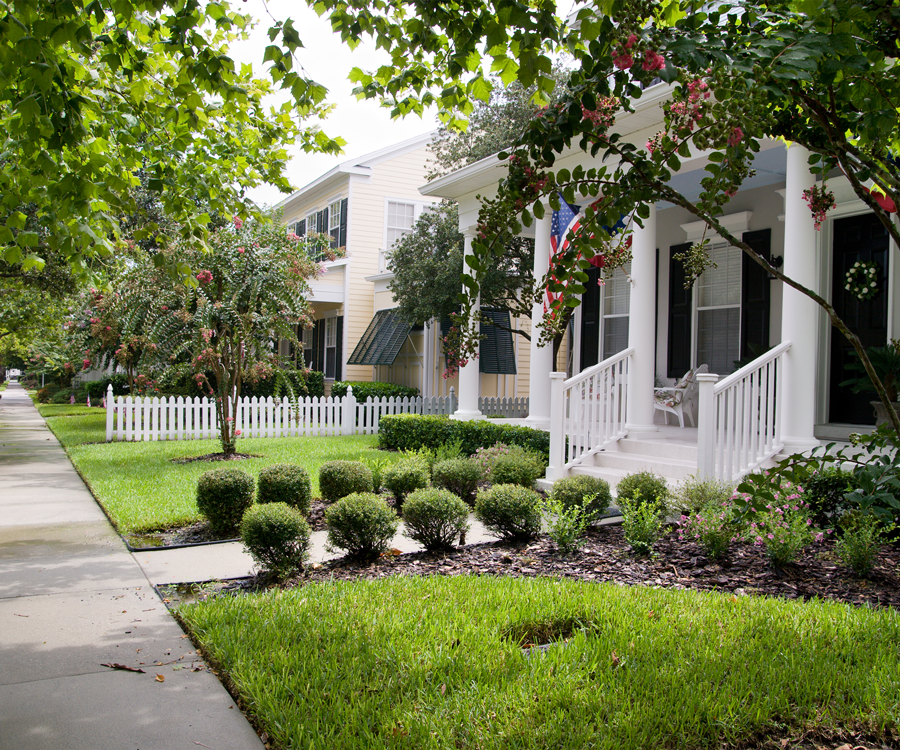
[[277, 132, 546, 402]]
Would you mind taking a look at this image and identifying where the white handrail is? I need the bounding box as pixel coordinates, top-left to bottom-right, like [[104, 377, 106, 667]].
[[698, 341, 792, 482], [547, 347, 634, 480]]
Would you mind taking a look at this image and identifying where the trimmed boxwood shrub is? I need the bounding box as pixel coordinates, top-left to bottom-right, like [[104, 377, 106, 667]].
[[196, 468, 255, 535], [325, 493, 399, 558], [616, 471, 670, 507], [432, 458, 482, 505], [257, 464, 312, 514], [402, 488, 470, 551], [383, 456, 430, 509], [240, 502, 311, 577], [319, 461, 374, 503], [475, 484, 542, 541], [331, 381, 419, 400], [490, 450, 546, 489], [550, 475, 612, 521], [378, 414, 549, 460]]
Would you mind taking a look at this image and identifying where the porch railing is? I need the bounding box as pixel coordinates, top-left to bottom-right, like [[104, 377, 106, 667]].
[[697, 341, 791, 482], [547, 347, 633, 479], [478, 396, 529, 418]]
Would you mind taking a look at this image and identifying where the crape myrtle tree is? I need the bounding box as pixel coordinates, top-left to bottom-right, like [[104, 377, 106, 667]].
[[314, 0, 900, 436], [391, 71, 579, 375], [0, 0, 344, 281], [128, 219, 335, 455]]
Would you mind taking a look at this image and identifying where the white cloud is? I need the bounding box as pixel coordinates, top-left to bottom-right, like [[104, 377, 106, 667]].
[[229, 0, 439, 207]]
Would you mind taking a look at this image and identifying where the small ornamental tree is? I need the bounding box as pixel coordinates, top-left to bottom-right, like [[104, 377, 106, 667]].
[[136, 219, 336, 454]]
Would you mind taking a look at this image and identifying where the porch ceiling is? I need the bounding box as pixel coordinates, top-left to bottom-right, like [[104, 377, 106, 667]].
[[658, 143, 788, 208]]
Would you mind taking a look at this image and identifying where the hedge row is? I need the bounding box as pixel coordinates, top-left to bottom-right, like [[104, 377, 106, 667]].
[[378, 414, 549, 460], [330, 381, 419, 400]]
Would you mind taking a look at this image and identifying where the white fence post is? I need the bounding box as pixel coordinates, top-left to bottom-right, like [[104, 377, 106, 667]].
[[341, 386, 357, 435], [449, 386, 457, 415], [546, 372, 566, 481], [696, 373, 720, 479], [105, 384, 114, 442]]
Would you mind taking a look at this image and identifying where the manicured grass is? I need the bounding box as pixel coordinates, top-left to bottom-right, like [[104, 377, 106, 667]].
[[39, 403, 107, 419], [51, 411, 399, 532], [178, 575, 900, 750]]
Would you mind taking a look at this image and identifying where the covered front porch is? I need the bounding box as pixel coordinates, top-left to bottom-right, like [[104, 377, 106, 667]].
[[421, 97, 897, 487]]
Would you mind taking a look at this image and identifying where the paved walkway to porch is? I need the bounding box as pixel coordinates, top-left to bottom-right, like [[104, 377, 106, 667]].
[[0, 383, 264, 750]]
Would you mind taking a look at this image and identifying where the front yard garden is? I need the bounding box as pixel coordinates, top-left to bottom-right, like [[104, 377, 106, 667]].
[[42, 410, 399, 535]]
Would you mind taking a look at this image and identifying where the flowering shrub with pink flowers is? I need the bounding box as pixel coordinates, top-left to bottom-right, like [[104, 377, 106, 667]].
[[744, 496, 827, 568], [678, 502, 736, 560]]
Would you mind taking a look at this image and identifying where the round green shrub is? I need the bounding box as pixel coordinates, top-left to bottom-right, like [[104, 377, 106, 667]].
[[318, 460, 374, 503], [240, 503, 311, 577], [616, 471, 670, 507], [196, 468, 255, 535], [489, 450, 546, 489], [402, 488, 470, 551], [475, 484, 542, 541], [550, 475, 612, 521], [383, 456, 430, 509], [804, 467, 858, 526], [432, 458, 482, 504], [325, 493, 399, 558], [257, 464, 312, 514]]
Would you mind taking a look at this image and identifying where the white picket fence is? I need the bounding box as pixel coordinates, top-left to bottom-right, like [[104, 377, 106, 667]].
[[104, 384, 458, 442]]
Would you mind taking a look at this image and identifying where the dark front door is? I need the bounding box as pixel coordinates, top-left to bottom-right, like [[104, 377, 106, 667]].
[[829, 213, 890, 425], [579, 266, 601, 370]]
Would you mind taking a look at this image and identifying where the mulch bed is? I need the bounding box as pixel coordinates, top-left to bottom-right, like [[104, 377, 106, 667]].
[[170, 452, 259, 464], [162, 524, 900, 612]]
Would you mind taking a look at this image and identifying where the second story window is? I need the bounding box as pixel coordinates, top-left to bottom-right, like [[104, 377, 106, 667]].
[[386, 201, 415, 249], [329, 200, 342, 248]]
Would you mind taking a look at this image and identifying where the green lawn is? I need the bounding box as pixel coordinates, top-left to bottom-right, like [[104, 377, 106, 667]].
[[39, 403, 107, 419], [178, 575, 900, 750], [45, 412, 399, 533]]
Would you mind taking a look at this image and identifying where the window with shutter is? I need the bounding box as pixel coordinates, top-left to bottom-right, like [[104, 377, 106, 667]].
[[297, 219, 306, 237], [740, 229, 771, 362], [328, 200, 341, 248], [696, 242, 741, 376], [305, 212, 316, 236], [602, 261, 631, 360]]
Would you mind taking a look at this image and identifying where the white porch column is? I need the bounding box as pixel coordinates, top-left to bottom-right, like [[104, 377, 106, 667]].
[[524, 215, 554, 429], [451, 231, 482, 421], [781, 145, 820, 451], [625, 204, 659, 435]]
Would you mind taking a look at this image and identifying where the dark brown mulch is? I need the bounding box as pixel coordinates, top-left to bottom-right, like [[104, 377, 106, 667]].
[[170, 452, 259, 464], [165, 525, 900, 614], [285, 524, 900, 610]]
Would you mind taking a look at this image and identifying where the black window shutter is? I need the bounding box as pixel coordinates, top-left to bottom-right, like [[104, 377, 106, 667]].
[[334, 316, 343, 380], [580, 266, 601, 370], [667, 243, 694, 379], [740, 229, 771, 361], [339, 198, 348, 248], [297, 219, 306, 236], [310, 320, 324, 373], [317, 209, 328, 234]]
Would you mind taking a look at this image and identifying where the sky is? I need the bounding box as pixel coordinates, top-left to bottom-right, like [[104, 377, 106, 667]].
[[229, 0, 440, 207]]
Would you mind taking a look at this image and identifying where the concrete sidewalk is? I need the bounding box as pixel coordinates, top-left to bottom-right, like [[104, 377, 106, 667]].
[[0, 383, 264, 750]]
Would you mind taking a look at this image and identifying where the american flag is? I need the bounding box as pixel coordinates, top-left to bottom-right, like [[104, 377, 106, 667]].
[[546, 196, 630, 311], [547, 195, 582, 309]]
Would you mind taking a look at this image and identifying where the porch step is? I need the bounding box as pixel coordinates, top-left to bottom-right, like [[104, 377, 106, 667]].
[[615, 438, 698, 463]]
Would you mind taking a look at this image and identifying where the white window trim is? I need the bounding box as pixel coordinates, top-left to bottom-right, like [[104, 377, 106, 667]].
[[382, 197, 433, 257], [599, 261, 632, 361], [692, 240, 742, 373]]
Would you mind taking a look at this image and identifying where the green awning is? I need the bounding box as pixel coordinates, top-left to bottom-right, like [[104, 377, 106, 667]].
[[442, 308, 517, 375], [347, 308, 414, 366]]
